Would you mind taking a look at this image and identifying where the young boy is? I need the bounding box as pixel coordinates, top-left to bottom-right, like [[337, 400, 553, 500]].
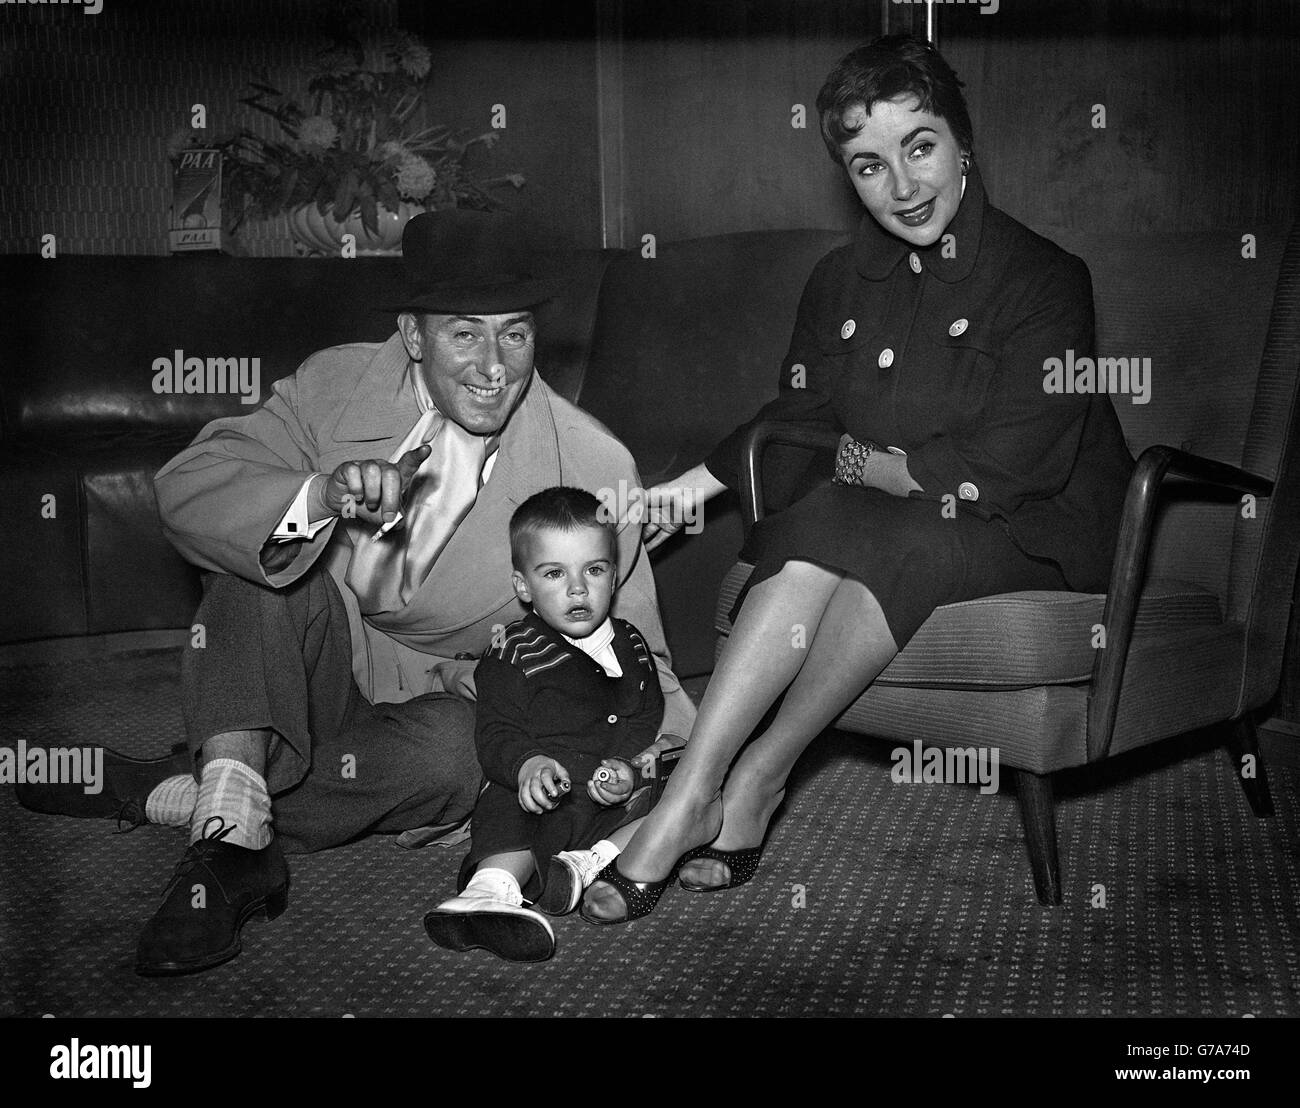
[[423, 486, 678, 962]]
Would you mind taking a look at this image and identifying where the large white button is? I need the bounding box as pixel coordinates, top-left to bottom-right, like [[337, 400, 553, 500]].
[[878, 347, 894, 368], [607, 714, 618, 724], [958, 482, 979, 501], [841, 319, 856, 340], [949, 318, 969, 337], [909, 252, 922, 274]]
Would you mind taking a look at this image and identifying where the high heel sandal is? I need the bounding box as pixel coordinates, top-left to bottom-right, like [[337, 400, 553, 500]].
[[678, 844, 763, 892], [578, 853, 692, 925]]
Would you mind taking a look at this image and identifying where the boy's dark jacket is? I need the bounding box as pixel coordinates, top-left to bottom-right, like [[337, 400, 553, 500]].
[[473, 610, 664, 788]]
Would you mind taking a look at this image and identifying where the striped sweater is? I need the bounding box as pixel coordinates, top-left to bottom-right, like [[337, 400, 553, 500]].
[[473, 610, 665, 789]]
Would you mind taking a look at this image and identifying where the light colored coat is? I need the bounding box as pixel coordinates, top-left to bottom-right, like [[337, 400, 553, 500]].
[[155, 333, 696, 736]]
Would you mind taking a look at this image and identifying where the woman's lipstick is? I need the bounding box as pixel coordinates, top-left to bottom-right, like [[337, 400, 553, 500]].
[[895, 197, 935, 227]]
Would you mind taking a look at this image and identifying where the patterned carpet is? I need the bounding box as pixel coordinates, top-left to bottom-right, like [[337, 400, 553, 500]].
[[1, 648, 1297, 1018]]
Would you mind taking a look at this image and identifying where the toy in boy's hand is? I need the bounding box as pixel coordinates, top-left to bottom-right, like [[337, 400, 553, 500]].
[[586, 758, 635, 806], [517, 754, 571, 814]]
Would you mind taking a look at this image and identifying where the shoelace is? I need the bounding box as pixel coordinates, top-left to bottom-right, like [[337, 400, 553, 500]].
[[159, 815, 239, 904], [112, 798, 148, 834]]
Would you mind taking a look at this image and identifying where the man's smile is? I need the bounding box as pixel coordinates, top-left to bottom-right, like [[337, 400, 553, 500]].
[[464, 381, 507, 400]]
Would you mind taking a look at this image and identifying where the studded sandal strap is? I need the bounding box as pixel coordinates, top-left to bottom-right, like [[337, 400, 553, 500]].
[[682, 844, 764, 888], [590, 858, 673, 922]]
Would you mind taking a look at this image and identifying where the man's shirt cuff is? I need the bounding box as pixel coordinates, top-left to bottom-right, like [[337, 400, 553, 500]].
[[269, 475, 333, 543]]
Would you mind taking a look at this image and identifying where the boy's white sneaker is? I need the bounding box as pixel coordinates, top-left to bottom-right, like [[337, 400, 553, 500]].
[[423, 887, 555, 962], [538, 849, 608, 916]]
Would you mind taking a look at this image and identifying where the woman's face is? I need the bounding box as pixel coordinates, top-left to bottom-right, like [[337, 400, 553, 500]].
[[837, 95, 965, 247]]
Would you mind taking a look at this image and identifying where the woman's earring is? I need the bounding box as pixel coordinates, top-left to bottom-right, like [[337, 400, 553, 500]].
[[961, 153, 971, 176]]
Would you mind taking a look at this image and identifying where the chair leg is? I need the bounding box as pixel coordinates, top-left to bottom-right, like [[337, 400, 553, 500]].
[[1224, 716, 1275, 817], [1013, 770, 1063, 906]]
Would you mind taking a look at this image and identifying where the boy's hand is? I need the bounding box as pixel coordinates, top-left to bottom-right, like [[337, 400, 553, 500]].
[[517, 755, 570, 813], [587, 759, 636, 806]]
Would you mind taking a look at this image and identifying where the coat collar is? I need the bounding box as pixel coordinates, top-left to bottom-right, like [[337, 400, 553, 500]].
[[493, 370, 562, 506], [334, 333, 422, 442], [853, 159, 987, 285]]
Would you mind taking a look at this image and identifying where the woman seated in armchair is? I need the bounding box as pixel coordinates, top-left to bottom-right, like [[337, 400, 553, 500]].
[[582, 34, 1134, 923]]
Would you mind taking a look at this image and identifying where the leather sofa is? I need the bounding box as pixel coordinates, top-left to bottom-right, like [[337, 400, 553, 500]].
[[2, 225, 1295, 692]]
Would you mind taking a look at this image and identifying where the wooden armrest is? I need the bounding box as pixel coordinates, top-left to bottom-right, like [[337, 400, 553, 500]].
[[1085, 445, 1274, 761], [740, 422, 841, 530]]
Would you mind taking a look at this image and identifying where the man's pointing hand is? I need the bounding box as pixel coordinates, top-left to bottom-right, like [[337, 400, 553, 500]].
[[316, 443, 432, 527]]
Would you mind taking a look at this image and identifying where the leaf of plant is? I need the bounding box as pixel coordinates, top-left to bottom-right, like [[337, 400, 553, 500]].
[[360, 192, 378, 236], [276, 167, 300, 209], [333, 170, 358, 217]]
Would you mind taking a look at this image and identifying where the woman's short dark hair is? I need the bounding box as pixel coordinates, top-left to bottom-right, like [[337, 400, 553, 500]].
[[816, 34, 973, 164]]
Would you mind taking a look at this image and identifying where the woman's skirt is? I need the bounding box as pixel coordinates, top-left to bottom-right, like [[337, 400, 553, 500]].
[[732, 483, 1070, 648]]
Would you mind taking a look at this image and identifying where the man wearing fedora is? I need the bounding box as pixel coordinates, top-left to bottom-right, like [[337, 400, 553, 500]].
[[19, 211, 695, 976]]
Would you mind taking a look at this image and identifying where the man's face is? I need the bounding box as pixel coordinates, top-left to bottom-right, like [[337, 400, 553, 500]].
[[511, 525, 617, 639], [838, 96, 965, 248], [399, 310, 536, 435]]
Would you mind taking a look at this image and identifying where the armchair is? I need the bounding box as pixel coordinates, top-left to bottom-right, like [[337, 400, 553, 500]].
[[718, 222, 1300, 905]]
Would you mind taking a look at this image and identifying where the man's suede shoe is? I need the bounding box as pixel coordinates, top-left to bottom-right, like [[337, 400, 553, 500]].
[[15, 745, 192, 828], [136, 816, 289, 977]]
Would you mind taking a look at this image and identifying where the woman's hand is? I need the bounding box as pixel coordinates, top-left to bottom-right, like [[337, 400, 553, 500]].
[[517, 755, 570, 813], [627, 733, 687, 778], [856, 450, 922, 497], [642, 464, 728, 551]]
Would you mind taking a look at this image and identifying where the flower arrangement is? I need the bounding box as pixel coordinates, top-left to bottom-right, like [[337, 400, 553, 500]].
[[168, 29, 524, 238]]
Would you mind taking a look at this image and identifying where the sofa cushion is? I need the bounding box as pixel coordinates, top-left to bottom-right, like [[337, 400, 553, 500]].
[[715, 561, 1223, 689], [0, 434, 200, 642]]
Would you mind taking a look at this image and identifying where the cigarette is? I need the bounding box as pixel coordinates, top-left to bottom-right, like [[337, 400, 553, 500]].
[[594, 767, 615, 784], [370, 511, 404, 542]]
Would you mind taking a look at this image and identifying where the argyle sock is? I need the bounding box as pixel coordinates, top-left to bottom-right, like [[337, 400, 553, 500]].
[[190, 758, 272, 849], [144, 774, 198, 827], [462, 867, 523, 906]]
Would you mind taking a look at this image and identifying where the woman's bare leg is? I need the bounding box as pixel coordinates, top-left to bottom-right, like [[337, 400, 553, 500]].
[[679, 575, 896, 888], [584, 560, 891, 917]]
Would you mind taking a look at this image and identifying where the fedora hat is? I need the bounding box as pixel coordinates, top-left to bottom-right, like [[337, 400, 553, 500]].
[[388, 209, 565, 314]]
